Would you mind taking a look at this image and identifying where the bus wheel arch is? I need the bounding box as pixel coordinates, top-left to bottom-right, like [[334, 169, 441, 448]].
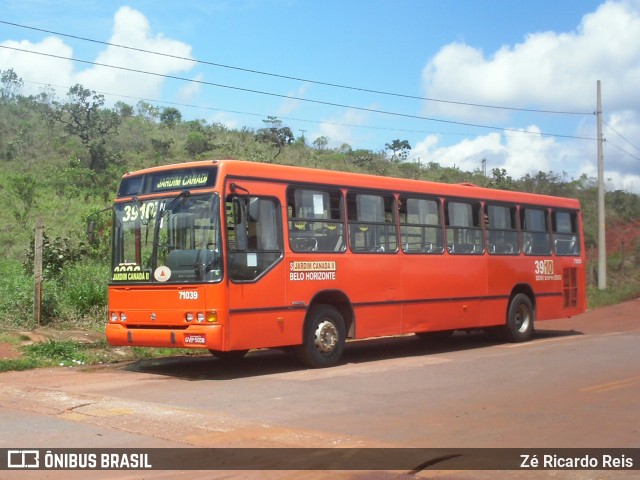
[[297, 291, 353, 368], [504, 285, 536, 342], [308, 290, 354, 338]]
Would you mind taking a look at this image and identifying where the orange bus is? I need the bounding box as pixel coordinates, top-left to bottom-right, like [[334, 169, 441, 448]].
[[107, 159, 586, 367]]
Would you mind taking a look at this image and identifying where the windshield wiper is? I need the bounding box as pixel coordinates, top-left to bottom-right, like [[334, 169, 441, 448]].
[[150, 190, 191, 270]]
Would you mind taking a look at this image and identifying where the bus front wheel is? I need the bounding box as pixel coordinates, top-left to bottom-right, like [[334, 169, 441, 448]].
[[504, 293, 535, 342], [297, 305, 345, 368]]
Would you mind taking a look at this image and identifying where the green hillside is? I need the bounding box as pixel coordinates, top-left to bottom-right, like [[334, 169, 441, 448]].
[[1, 69, 639, 329]]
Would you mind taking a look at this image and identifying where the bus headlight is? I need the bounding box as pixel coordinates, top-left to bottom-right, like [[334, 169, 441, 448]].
[[197, 313, 205, 323], [185, 313, 194, 322], [119, 313, 127, 322], [110, 312, 118, 322]]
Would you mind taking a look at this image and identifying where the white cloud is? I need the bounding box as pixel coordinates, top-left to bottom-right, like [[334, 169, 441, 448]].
[[75, 6, 195, 100], [313, 108, 369, 148], [277, 83, 309, 116], [1, 6, 195, 102], [417, 0, 640, 192], [0, 36, 74, 93], [177, 73, 203, 103], [422, 0, 640, 118]]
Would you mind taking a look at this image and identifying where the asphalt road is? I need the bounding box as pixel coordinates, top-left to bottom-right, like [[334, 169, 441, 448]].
[[1, 298, 639, 479]]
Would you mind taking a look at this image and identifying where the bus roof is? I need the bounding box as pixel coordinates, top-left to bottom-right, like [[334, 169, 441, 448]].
[[120, 159, 581, 210]]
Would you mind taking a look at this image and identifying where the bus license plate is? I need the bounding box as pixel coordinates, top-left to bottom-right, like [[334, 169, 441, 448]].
[[184, 334, 206, 345]]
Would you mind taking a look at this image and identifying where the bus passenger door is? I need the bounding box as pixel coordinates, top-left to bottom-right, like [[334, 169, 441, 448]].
[[225, 186, 292, 350]]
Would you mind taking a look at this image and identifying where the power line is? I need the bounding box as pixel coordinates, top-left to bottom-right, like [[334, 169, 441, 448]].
[[0, 19, 593, 116], [0, 44, 597, 142], [606, 140, 640, 163], [602, 119, 640, 154], [21, 78, 498, 139]]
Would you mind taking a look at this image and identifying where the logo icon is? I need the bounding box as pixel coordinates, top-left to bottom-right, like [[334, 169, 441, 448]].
[[8, 450, 39, 469]]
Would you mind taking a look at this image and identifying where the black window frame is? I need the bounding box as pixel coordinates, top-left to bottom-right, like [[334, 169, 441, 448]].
[[346, 191, 398, 254], [445, 199, 484, 255], [485, 203, 520, 255], [521, 207, 552, 256], [552, 210, 581, 256], [225, 194, 284, 283], [399, 195, 444, 254], [286, 186, 346, 253]]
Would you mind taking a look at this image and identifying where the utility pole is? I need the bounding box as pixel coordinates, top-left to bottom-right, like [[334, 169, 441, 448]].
[[33, 218, 44, 327], [597, 80, 606, 290]]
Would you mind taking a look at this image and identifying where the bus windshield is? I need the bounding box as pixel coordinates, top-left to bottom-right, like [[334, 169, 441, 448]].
[[112, 193, 222, 284]]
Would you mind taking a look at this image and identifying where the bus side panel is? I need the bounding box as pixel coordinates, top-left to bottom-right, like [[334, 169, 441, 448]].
[[227, 310, 304, 350], [401, 254, 489, 333], [339, 255, 402, 339]]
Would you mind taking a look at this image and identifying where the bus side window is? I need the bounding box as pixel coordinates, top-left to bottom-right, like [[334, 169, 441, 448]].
[[486, 204, 519, 255], [552, 210, 580, 256], [399, 196, 443, 253], [226, 195, 283, 281], [347, 192, 397, 253], [521, 208, 551, 256], [287, 187, 345, 253], [445, 200, 483, 254]]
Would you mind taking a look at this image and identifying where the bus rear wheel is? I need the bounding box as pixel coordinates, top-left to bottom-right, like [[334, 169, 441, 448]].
[[296, 305, 345, 368], [503, 293, 535, 342]]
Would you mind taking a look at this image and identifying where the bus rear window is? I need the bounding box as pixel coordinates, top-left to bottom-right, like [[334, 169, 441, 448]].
[[521, 208, 551, 255], [553, 211, 580, 256]]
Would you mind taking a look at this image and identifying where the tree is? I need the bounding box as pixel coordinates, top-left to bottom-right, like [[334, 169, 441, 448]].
[[160, 107, 182, 128], [490, 168, 518, 191], [49, 85, 121, 171], [115, 101, 133, 118], [384, 139, 411, 162], [313, 136, 329, 151], [136, 100, 159, 122], [256, 116, 294, 161], [184, 131, 210, 157], [151, 138, 174, 164], [0, 69, 23, 103]]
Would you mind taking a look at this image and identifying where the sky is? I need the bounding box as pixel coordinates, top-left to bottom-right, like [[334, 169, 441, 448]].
[[1, 0, 639, 192]]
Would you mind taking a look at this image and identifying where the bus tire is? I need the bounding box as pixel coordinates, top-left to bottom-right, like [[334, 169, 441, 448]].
[[209, 349, 249, 362], [296, 304, 345, 368], [503, 293, 535, 342]]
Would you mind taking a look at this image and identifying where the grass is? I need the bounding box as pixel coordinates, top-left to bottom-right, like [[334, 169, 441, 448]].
[[0, 336, 207, 373]]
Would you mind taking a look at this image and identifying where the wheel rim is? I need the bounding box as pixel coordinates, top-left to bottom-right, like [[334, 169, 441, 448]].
[[314, 319, 338, 354], [514, 304, 531, 333]]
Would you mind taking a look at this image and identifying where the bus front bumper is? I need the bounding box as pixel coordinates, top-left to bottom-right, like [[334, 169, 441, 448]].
[[105, 323, 224, 350]]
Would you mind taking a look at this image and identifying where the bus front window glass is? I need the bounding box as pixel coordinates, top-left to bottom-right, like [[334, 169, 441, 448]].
[[522, 208, 551, 255], [486, 204, 519, 255], [227, 196, 283, 281], [553, 211, 580, 256], [445, 201, 483, 254], [112, 193, 223, 283], [400, 197, 443, 253], [347, 192, 397, 253]]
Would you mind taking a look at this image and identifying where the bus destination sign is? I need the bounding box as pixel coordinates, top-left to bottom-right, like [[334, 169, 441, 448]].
[[117, 166, 217, 197], [153, 172, 210, 191]]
